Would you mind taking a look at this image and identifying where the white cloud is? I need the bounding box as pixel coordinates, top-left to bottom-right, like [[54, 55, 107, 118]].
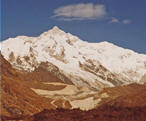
[[57, 17, 85, 21], [52, 3, 107, 20], [109, 17, 131, 24], [122, 19, 131, 24], [109, 17, 120, 23]]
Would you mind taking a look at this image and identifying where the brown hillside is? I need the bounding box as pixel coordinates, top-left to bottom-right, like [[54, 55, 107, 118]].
[[1, 83, 146, 121], [98, 83, 146, 107], [1, 54, 57, 117]]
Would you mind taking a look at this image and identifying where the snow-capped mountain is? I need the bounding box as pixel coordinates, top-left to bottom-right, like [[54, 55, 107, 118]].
[[1, 26, 146, 90]]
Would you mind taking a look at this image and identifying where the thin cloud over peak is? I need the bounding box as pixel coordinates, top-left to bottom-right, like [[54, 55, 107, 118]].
[[52, 3, 107, 21]]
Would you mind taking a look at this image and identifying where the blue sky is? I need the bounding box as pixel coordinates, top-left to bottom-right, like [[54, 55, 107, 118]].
[[1, 0, 146, 53]]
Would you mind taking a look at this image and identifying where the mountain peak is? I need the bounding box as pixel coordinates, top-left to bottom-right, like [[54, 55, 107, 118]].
[[40, 26, 65, 37], [50, 26, 65, 34], [52, 26, 60, 30]]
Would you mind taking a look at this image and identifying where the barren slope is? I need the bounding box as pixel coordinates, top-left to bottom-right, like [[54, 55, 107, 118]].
[[0, 54, 72, 117], [2, 84, 146, 121]]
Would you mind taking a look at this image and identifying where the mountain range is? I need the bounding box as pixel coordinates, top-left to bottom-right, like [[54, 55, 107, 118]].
[[1, 26, 146, 121], [1, 26, 146, 90]]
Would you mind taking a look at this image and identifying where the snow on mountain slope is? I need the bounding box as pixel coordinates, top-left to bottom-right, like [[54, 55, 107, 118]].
[[1, 26, 146, 90]]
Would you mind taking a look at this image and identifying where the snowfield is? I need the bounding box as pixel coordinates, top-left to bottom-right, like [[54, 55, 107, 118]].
[[1, 26, 146, 90]]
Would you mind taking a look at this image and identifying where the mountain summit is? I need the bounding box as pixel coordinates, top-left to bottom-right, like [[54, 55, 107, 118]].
[[47, 26, 66, 34], [1, 26, 146, 90], [52, 26, 62, 31]]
